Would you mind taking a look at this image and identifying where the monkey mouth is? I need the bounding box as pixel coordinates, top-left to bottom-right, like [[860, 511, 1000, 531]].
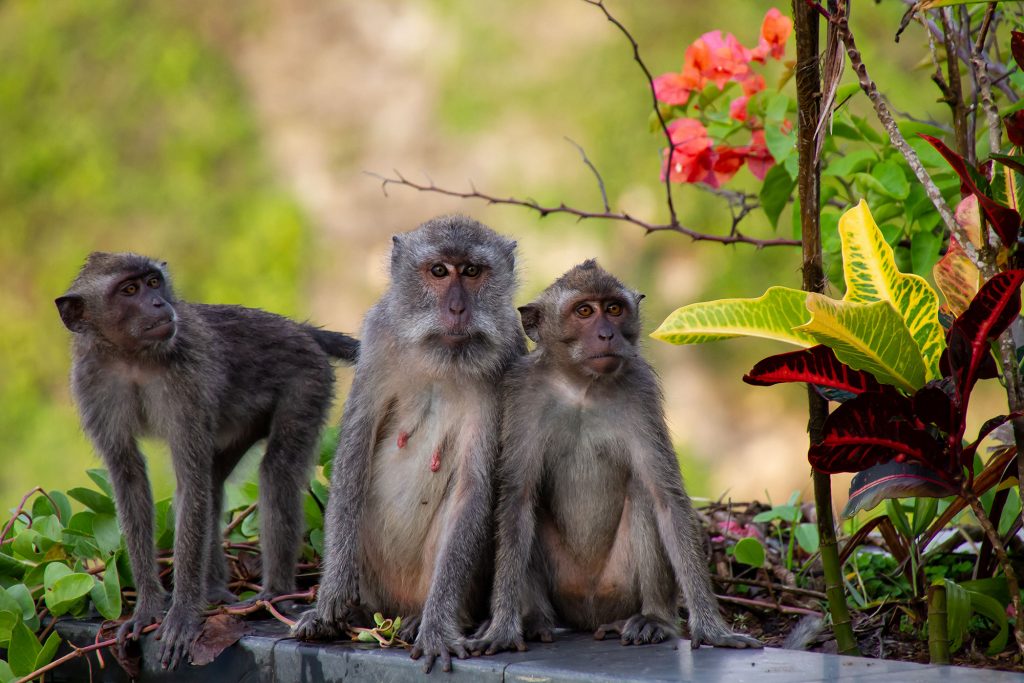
[[584, 353, 623, 374], [439, 332, 472, 347], [141, 317, 176, 340]]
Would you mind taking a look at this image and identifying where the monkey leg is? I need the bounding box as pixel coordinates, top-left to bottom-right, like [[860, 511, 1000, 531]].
[[257, 405, 319, 598], [205, 447, 249, 605]]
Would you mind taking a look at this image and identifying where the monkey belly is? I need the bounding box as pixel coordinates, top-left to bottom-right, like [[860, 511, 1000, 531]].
[[359, 426, 458, 615], [539, 498, 644, 629]]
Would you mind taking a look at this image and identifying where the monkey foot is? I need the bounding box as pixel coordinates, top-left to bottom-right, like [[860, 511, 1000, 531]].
[[154, 606, 202, 669], [410, 626, 469, 674], [594, 614, 677, 646], [689, 626, 763, 649], [467, 617, 531, 656]]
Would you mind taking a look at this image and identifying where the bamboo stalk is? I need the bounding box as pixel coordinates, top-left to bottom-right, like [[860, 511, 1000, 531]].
[[927, 583, 950, 664]]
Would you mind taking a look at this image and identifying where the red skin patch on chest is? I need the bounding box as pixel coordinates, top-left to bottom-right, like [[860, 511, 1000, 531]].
[[397, 431, 409, 449], [430, 448, 441, 473]]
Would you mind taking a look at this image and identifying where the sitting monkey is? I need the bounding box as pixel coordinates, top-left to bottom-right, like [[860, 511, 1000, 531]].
[[471, 260, 762, 653], [56, 252, 358, 668]]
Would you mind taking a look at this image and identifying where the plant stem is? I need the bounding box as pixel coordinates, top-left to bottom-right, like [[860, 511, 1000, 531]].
[[927, 582, 950, 664], [794, 0, 860, 657], [966, 492, 1024, 654]]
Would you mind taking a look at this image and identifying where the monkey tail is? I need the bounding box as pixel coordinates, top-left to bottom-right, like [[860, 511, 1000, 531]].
[[307, 328, 360, 364]]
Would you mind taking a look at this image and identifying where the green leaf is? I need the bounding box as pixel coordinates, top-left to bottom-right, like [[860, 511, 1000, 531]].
[[0, 610, 17, 647], [90, 560, 122, 621], [752, 505, 800, 524], [911, 497, 939, 537], [838, 201, 944, 381], [733, 537, 766, 568], [797, 296, 926, 392], [6, 584, 38, 627], [8, 619, 41, 677], [0, 553, 26, 580], [759, 164, 796, 229], [11, 530, 42, 562], [33, 515, 63, 543], [967, 589, 1008, 655], [92, 513, 122, 557], [34, 631, 61, 672], [309, 528, 325, 556], [765, 124, 796, 164], [0, 660, 14, 683], [868, 160, 910, 200], [910, 230, 941, 279], [67, 487, 115, 515], [44, 567, 95, 616], [43, 561, 72, 590], [823, 150, 877, 178], [652, 286, 816, 346], [794, 523, 820, 554], [943, 578, 971, 653], [86, 469, 115, 499]]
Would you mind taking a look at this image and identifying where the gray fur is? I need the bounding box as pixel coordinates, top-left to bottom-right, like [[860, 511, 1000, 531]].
[[470, 261, 761, 655], [57, 252, 358, 669], [292, 215, 525, 674]]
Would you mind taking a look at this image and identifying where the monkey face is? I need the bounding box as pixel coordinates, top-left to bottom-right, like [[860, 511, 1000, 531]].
[[57, 261, 178, 353], [561, 296, 636, 376], [420, 260, 488, 347]]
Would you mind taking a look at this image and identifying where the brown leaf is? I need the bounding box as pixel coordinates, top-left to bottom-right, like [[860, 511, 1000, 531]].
[[190, 614, 251, 666], [933, 236, 981, 318]]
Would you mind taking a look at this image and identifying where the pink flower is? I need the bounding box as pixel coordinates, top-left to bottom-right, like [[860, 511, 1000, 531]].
[[742, 129, 775, 180], [751, 8, 792, 62], [686, 30, 751, 89], [729, 95, 749, 122], [654, 69, 699, 106], [661, 118, 714, 184]]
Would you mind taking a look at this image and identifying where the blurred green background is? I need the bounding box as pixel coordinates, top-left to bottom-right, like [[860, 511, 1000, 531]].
[[0, 0, 948, 506]]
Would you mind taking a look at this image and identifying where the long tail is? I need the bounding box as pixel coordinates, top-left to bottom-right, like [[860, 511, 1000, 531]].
[[307, 328, 359, 363]]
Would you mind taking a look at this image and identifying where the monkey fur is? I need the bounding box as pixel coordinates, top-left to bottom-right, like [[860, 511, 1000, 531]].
[[292, 216, 525, 673], [56, 252, 358, 669], [470, 260, 762, 655]]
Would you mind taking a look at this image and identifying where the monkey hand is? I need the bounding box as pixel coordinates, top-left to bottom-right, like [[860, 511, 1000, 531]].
[[115, 601, 163, 651], [689, 620, 763, 649], [409, 618, 469, 673], [595, 614, 677, 646], [467, 617, 528, 656], [154, 605, 203, 669]]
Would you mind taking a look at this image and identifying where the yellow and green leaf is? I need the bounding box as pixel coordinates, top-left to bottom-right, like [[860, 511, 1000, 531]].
[[839, 200, 944, 379], [651, 286, 817, 346], [797, 295, 926, 393]]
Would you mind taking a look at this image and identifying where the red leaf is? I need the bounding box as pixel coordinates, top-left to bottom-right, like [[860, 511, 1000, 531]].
[[1012, 31, 1024, 72], [920, 134, 1021, 246], [842, 461, 958, 517], [809, 393, 943, 474], [946, 270, 1024, 428], [743, 345, 882, 394], [961, 411, 1024, 468]]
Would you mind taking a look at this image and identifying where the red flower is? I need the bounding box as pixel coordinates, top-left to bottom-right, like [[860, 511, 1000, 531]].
[[729, 95, 749, 122], [662, 118, 714, 184], [653, 67, 701, 106], [686, 30, 751, 89], [711, 145, 746, 187], [743, 129, 775, 180], [750, 8, 792, 62]]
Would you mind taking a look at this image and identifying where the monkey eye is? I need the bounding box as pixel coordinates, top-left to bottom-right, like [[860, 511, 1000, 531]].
[[575, 303, 594, 318], [121, 282, 139, 296], [606, 302, 623, 316], [462, 264, 481, 278], [430, 264, 449, 278], [146, 276, 161, 289]]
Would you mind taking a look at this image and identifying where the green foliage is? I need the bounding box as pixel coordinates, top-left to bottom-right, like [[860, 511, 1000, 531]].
[[0, 0, 311, 502]]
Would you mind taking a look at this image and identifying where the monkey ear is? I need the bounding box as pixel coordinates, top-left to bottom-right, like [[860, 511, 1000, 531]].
[[518, 304, 542, 343], [55, 295, 87, 333], [634, 292, 646, 308]]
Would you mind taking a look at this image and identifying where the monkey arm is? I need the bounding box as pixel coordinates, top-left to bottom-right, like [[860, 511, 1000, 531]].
[[636, 392, 762, 650]]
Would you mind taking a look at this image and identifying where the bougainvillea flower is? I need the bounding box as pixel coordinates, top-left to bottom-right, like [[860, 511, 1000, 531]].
[[653, 68, 701, 106], [741, 72, 766, 96], [710, 145, 746, 187], [742, 129, 775, 180], [685, 30, 751, 89], [729, 95, 749, 122], [661, 118, 714, 183], [750, 8, 792, 62]]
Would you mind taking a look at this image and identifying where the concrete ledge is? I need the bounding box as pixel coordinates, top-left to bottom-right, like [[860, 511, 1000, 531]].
[[49, 620, 1024, 682]]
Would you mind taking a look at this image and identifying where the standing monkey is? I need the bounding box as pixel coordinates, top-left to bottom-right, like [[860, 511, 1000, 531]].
[[292, 216, 525, 673], [56, 252, 358, 669], [471, 260, 761, 654]]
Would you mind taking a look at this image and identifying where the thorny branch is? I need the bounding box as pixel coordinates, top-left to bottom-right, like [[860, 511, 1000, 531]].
[[369, 171, 800, 248]]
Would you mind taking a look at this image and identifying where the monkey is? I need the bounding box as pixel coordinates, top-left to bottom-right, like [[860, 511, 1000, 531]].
[[469, 260, 762, 655], [291, 215, 525, 673], [55, 252, 359, 670]]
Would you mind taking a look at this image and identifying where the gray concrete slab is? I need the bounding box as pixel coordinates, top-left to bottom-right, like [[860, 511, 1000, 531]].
[[49, 619, 1024, 682]]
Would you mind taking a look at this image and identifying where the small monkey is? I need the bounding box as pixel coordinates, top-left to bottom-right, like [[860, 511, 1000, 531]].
[[56, 252, 358, 669], [292, 216, 525, 673], [470, 260, 761, 654]]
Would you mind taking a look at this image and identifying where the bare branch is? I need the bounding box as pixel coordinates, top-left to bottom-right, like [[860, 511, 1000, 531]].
[[563, 136, 610, 212], [581, 0, 680, 227], [366, 171, 800, 249]]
